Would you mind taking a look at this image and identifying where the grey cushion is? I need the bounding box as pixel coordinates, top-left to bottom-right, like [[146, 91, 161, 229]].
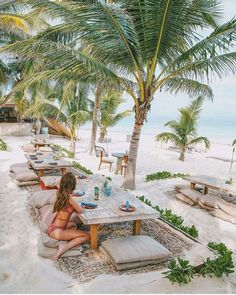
[[15, 170, 38, 182], [101, 235, 172, 264], [9, 162, 29, 172], [218, 199, 236, 217], [30, 190, 57, 209], [198, 194, 220, 209], [38, 238, 82, 259], [210, 209, 236, 224], [100, 246, 167, 270], [179, 188, 202, 202], [41, 232, 59, 248], [175, 193, 195, 206]]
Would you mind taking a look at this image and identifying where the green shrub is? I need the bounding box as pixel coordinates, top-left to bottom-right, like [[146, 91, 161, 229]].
[[72, 161, 93, 175], [137, 195, 198, 238], [53, 144, 75, 158], [0, 139, 7, 151], [146, 171, 189, 182], [163, 242, 234, 285]]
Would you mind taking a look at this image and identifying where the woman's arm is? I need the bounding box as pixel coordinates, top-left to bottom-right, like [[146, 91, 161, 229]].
[[69, 197, 84, 214]]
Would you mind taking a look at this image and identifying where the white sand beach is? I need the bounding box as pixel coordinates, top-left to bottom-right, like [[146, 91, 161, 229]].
[[0, 130, 236, 293]]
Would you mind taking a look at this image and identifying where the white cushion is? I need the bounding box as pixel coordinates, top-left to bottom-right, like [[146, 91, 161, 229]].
[[9, 162, 29, 172], [30, 190, 57, 209], [41, 176, 59, 187], [101, 235, 171, 264]]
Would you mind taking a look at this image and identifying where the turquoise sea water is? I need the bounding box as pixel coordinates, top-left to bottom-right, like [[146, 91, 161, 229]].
[[83, 115, 236, 144]]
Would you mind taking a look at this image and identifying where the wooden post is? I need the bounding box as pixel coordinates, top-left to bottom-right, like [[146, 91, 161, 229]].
[[191, 182, 196, 189], [90, 224, 99, 250], [133, 220, 141, 235], [204, 187, 209, 195], [61, 168, 67, 175], [39, 169, 44, 177]]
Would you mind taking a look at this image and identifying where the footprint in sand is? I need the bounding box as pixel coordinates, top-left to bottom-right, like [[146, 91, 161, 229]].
[[0, 273, 10, 281]]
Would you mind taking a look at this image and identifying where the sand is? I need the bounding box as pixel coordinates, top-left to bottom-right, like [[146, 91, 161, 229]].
[[0, 130, 236, 293]]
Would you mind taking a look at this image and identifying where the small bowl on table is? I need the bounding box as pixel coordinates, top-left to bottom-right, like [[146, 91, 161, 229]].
[[119, 204, 136, 212]]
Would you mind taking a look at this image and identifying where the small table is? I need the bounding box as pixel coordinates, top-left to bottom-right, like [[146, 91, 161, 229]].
[[26, 155, 72, 177], [112, 152, 127, 174], [31, 139, 51, 149], [76, 193, 159, 250], [184, 175, 236, 195]]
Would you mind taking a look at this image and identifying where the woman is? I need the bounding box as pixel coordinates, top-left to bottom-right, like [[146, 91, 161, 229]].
[[47, 172, 90, 260]]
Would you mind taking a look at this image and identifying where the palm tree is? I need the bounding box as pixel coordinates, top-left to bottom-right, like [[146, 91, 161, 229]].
[[2, 0, 236, 189], [98, 89, 131, 142], [24, 80, 92, 153], [156, 97, 210, 161], [233, 139, 236, 146]]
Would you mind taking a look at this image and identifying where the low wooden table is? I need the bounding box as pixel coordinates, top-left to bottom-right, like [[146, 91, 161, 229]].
[[76, 193, 159, 250], [26, 154, 72, 177], [31, 139, 52, 149], [184, 175, 236, 195]]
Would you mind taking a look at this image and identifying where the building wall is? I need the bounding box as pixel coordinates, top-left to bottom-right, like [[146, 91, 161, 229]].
[[0, 123, 33, 136]]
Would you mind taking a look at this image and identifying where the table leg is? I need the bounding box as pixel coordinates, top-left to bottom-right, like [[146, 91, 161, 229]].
[[39, 169, 44, 177], [204, 187, 209, 194], [90, 224, 99, 250], [61, 168, 67, 175], [115, 158, 122, 174], [133, 220, 141, 235], [191, 182, 196, 189]]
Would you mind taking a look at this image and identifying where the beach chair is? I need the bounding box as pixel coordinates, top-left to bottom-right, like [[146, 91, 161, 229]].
[[121, 155, 128, 177], [95, 145, 108, 157], [98, 150, 113, 172]]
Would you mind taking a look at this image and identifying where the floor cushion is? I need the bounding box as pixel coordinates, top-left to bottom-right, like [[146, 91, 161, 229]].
[[217, 199, 236, 217], [40, 176, 60, 190], [38, 238, 82, 259], [175, 193, 195, 205], [178, 188, 203, 202], [41, 232, 59, 248], [100, 235, 172, 270], [15, 170, 38, 182], [198, 201, 215, 211], [210, 209, 236, 224], [30, 190, 57, 209], [9, 162, 29, 172], [198, 194, 220, 209]]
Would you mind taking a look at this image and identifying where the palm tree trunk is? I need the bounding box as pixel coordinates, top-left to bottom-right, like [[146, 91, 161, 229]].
[[122, 102, 149, 190], [89, 85, 102, 155], [70, 139, 76, 154], [179, 149, 185, 161], [35, 118, 41, 135], [98, 127, 107, 143]]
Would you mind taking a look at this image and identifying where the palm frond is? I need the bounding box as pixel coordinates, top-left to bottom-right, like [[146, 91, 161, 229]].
[[188, 136, 210, 149]]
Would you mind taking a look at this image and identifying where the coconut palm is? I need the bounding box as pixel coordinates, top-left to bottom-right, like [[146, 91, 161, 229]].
[[98, 89, 131, 142], [2, 0, 236, 189], [24, 80, 92, 152], [156, 97, 210, 161]]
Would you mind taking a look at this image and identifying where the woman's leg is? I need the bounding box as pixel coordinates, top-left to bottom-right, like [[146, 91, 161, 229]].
[[50, 228, 90, 260]]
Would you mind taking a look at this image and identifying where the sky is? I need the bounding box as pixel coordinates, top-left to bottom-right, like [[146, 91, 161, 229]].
[[107, 0, 236, 141]]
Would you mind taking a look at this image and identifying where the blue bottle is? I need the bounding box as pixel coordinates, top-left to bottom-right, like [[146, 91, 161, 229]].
[[125, 200, 130, 209]]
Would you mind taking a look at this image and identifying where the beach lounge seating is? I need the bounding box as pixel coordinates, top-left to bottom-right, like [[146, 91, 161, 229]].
[[29, 190, 82, 258], [98, 149, 113, 172], [100, 235, 172, 270], [9, 163, 39, 186]]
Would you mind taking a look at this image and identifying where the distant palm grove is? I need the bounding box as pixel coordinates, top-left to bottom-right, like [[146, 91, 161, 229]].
[[0, 0, 236, 189]]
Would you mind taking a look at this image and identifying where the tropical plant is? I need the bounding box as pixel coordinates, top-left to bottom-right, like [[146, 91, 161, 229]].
[[98, 89, 131, 142], [233, 139, 236, 146], [2, 0, 236, 189], [146, 171, 189, 182], [24, 80, 92, 152], [72, 161, 93, 175], [163, 242, 234, 285], [0, 138, 7, 151], [137, 195, 199, 238], [156, 97, 210, 161]]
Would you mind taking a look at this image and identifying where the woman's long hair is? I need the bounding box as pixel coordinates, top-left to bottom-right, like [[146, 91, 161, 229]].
[[53, 172, 76, 212]]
